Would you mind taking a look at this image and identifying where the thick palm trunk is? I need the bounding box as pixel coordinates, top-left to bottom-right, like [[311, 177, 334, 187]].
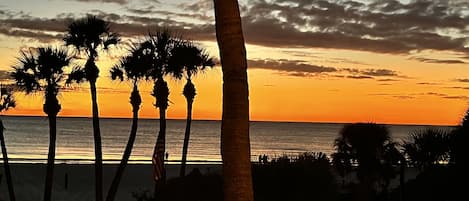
[[0, 120, 16, 201], [90, 81, 103, 201], [214, 1, 254, 201], [43, 115, 57, 201], [106, 86, 141, 201], [179, 98, 193, 177]]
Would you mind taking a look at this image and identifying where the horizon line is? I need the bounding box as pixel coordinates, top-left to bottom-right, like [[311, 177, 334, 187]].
[[2, 114, 458, 127]]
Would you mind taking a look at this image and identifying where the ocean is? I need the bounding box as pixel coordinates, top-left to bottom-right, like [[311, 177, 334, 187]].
[[0, 116, 455, 164]]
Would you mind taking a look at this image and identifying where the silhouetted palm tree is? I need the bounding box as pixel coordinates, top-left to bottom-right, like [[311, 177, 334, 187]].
[[403, 128, 450, 171], [140, 31, 179, 191], [213, 0, 255, 201], [167, 41, 214, 177], [0, 84, 16, 201], [105, 43, 148, 201], [333, 123, 398, 201], [64, 15, 120, 201], [11, 47, 72, 201]]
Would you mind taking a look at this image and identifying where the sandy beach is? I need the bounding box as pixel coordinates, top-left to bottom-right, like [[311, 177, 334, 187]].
[[0, 163, 222, 201]]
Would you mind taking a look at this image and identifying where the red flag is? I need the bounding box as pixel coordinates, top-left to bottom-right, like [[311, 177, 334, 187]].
[[152, 132, 165, 181]]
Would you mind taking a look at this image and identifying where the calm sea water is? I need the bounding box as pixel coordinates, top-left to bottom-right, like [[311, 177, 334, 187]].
[[0, 116, 454, 164]]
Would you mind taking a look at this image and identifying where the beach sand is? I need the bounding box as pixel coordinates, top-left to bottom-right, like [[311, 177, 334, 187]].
[[0, 163, 222, 201]]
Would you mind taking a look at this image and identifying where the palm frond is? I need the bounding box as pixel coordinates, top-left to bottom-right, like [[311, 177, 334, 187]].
[[103, 32, 120, 50], [11, 66, 40, 94], [0, 85, 16, 112], [64, 15, 117, 56], [110, 66, 124, 81], [66, 66, 86, 84]]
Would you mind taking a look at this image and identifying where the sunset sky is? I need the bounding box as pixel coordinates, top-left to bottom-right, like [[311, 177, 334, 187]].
[[0, 0, 468, 125]]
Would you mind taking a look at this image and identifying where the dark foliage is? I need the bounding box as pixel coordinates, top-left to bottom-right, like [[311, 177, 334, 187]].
[[252, 153, 339, 201], [403, 128, 451, 171]]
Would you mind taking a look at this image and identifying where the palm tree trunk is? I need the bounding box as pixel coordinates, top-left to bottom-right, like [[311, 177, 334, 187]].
[[0, 119, 16, 201], [214, 1, 254, 201], [105, 86, 141, 201], [154, 108, 166, 198], [90, 81, 103, 201], [43, 115, 57, 201], [179, 98, 193, 177]]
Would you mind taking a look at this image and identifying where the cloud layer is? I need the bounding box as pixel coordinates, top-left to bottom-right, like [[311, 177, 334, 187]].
[[1, 0, 468, 56]]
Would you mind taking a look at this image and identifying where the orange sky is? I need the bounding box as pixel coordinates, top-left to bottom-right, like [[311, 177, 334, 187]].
[[1, 0, 469, 126]]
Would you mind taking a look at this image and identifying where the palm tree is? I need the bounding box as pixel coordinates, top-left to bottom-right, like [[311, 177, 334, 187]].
[[333, 123, 399, 201], [0, 84, 16, 201], [213, 0, 254, 201], [167, 41, 214, 177], [64, 15, 120, 201], [105, 43, 147, 201], [140, 31, 179, 192], [11, 47, 72, 201], [403, 128, 450, 171]]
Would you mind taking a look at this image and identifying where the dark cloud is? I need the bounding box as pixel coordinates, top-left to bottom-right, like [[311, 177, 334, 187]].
[[346, 75, 374, 79], [247, 58, 404, 79], [248, 59, 338, 75], [424, 91, 469, 100], [126, 8, 214, 22], [342, 68, 401, 77], [239, 0, 469, 54], [411, 57, 467, 64], [449, 86, 469, 90], [455, 78, 469, 83], [377, 79, 399, 82], [2, 0, 468, 56], [417, 82, 439, 85], [427, 92, 447, 96], [442, 95, 469, 100]]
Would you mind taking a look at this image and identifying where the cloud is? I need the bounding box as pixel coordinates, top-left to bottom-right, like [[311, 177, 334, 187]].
[[425, 92, 469, 100], [448, 86, 469, 90], [417, 82, 440, 85], [248, 59, 338, 75], [377, 79, 399, 82], [342, 68, 402, 77], [346, 75, 374, 79], [3, 0, 468, 56], [70, 0, 129, 4], [393, 95, 415, 99], [179, 0, 213, 13], [239, 0, 469, 54], [411, 57, 467, 64], [454, 78, 469, 83], [442, 95, 469, 100], [247, 58, 405, 79]]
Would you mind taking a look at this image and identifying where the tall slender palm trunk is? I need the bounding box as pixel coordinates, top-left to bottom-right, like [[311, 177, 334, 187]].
[[180, 80, 195, 177], [214, 1, 254, 201], [154, 108, 166, 197], [179, 100, 193, 177], [0, 120, 16, 201], [43, 115, 57, 201], [106, 85, 141, 201], [90, 81, 103, 201]]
